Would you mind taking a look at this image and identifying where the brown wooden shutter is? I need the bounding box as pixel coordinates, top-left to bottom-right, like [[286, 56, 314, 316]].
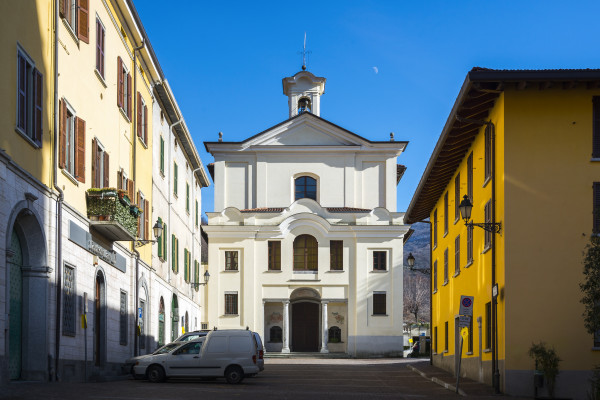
[[136, 92, 142, 138], [59, 100, 66, 168], [144, 199, 149, 240], [77, 0, 89, 44], [143, 104, 148, 144], [91, 138, 97, 187], [117, 57, 123, 108], [137, 191, 141, 236], [127, 179, 134, 202], [103, 151, 109, 188], [75, 117, 86, 183], [593, 97, 600, 158], [117, 169, 122, 190], [33, 69, 43, 145], [126, 73, 132, 119]]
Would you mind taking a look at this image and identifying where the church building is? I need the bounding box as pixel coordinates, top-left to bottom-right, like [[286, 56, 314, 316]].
[[203, 68, 410, 356]]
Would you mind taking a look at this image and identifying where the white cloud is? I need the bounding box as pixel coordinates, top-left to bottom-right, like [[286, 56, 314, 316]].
[[372, 66, 379, 74]]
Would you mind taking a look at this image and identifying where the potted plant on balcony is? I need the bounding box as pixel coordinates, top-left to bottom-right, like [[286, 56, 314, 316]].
[[130, 204, 142, 218], [117, 189, 131, 206], [86, 188, 118, 221]]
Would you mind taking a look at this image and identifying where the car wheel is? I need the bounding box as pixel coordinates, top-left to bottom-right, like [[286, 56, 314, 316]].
[[225, 366, 244, 384], [147, 365, 166, 383]]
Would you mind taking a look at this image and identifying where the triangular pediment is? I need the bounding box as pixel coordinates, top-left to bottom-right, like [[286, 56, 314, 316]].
[[243, 113, 365, 148]]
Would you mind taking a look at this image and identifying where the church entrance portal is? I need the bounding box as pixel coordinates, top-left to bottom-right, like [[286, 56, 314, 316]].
[[291, 302, 319, 352]]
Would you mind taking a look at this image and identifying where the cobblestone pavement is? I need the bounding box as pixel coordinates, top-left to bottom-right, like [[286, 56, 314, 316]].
[[0, 358, 527, 400]]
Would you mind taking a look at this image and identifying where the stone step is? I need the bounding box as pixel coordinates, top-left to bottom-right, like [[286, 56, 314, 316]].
[[264, 352, 352, 359]]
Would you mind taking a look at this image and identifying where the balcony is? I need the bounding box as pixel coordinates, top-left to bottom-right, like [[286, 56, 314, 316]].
[[86, 188, 140, 241]]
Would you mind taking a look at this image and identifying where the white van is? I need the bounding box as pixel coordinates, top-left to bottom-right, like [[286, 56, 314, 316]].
[[133, 329, 260, 384]]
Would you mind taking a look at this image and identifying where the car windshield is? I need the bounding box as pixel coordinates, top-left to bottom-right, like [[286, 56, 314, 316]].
[[179, 334, 203, 342], [152, 343, 181, 355]]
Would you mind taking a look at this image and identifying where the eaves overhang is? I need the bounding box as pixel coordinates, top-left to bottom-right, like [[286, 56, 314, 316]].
[[405, 67, 600, 224]]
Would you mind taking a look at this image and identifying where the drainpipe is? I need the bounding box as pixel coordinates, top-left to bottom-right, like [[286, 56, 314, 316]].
[[52, 0, 64, 382], [132, 38, 144, 358], [191, 167, 202, 298]]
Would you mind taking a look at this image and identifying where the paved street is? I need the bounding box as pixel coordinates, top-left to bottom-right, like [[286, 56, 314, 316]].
[[0, 358, 530, 400]]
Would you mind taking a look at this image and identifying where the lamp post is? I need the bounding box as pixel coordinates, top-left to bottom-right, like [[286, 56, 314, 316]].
[[405, 253, 431, 361], [190, 270, 210, 289], [459, 194, 501, 392], [135, 220, 164, 247]]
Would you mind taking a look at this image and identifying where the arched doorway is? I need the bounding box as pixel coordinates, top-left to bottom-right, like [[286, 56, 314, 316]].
[[94, 270, 106, 366], [8, 230, 23, 380], [6, 202, 50, 381], [171, 295, 179, 342], [158, 297, 165, 347], [290, 288, 320, 352]]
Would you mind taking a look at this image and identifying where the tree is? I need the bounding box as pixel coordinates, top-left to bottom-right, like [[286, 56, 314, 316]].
[[581, 236, 600, 338], [404, 273, 430, 330]]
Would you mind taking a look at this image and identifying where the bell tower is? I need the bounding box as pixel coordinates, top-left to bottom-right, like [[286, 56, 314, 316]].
[[282, 70, 326, 118]]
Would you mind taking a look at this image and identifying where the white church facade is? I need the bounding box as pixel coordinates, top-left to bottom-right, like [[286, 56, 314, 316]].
[[203, 70, 410, 356]]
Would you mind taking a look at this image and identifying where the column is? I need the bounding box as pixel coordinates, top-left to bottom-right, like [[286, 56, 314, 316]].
[[261, 300, 266, 353], [320, 300, 329, 353], [282, 300, 290, 353]]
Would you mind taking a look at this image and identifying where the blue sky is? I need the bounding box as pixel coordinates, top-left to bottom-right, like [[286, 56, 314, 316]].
[[135, 0, 600, 216]]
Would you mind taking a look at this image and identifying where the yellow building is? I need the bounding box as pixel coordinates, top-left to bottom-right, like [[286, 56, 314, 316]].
[[405, 68, 600, 399]]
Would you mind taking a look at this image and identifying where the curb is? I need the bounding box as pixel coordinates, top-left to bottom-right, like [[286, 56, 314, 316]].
[[407, 364, 467, 396]]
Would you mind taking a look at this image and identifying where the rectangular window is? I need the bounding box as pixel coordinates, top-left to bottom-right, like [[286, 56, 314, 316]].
[[443, 248, 448, 284], [373, 251, 387, 271], [433, 209, 438, 248], [485, 124, 491, 182], [467, 152, 473, 202], [159, 136, 165, 175], [16, 47, 43, 146], [117, 56, 131, 119], [62, 264, 76, 336], [485, 302, 492, 350], [136, 92, 147, 144], [455, 173, 460, 222], [138, 191, 146, 240], [330, 240, 343, 271], [444, 192, 448, 234], [184, 248, 190, 282], [95, 18, 105, 77], [467, 225, 473, 264], [120, 290, 128, 345], [225, 292, 238, 315], [454, 235, 460, 276], [91, 138, 108, 188], [195, 200, 199, 227], [172, 234, 178, 273], [594, 183, 600, 234], [225, 251, 238, 271], [445, 321, 449, 351], [61, 0, 89, 43], [173, 162, 178, 196], [268, 241, 281, 271], [59, 99, 85, 182], [434, 326, 438, 353], [186, 183, 190, 214], [373, 292, 386, 315], [484, 200, 492, 249], [433, 260, 438, 292], [594, 97, 600, 158]]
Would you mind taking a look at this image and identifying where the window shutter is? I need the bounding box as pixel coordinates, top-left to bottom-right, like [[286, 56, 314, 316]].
[[137, 191, 141, 236], [59, 0, 66, 18], [171, 234, 175, 271], [144, 199, 149, 241], [117, 57, 123, 108], [163, 223, 167, 261], [75, 117, 86, 183], [184, 249, 188, 282], [77, 0, 89, 44], [127, 179, 134, 203], [157, 217, 163, 259], [143, 104, 148, 143], [136, 92, 142, 138], [126, 73, 132, 119], [176, 238, 179, 273], [103, 151, 109, 188], [17, 55, 26, 130], [91, 138, 97, 187], [59, 100, 66, 168], [593, 98, 600, 158], [160, 137, 164, 173], [117, 169, 122, 190], [33, 69, 43, 145]]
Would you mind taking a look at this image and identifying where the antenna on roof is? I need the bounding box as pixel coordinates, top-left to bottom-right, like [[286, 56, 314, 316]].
[[298, 32, 311, 71], [218, 132, 223, 142], [390, 132, 395, 142]]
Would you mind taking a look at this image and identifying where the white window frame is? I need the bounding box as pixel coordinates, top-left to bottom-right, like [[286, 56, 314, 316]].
[[95, 15, 106, 81], [95, 138, 106, 187]]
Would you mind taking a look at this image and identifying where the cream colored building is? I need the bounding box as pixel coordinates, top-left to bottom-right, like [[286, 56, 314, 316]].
[[204, 70, 410, 356]]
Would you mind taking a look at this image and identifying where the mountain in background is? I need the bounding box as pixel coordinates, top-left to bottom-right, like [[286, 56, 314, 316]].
[[404, 221, 430, 273]]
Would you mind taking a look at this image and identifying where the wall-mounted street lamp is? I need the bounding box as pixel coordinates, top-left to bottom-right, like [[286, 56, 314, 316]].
[[406, 252, 430, 274], [190, 270, 211, 289], [135, 220, 164, 247], [458, 195, 502, 233]]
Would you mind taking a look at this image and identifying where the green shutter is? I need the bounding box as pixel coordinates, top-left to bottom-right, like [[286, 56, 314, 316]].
[[184, 249, 188, 282], [174, 163, 178, 195], [195, 201, 198, 227], [176, 237, 179, 273], [172, 234, 176, 272], [157, 217, 163, 259], [162, 223, 167, 261], [160, 136, 164, 174], [186, 183, 190, 213]]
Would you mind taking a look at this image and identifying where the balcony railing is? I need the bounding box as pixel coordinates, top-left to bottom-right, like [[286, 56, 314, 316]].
[[86, 188, 140, 241]]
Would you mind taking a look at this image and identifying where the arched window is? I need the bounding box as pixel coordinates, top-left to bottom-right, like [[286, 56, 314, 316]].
[[329, 326, 342, 343], [293, 235, 318, 271], [270, 326, 282, 342], [295, 176, 317, 201], [298, 97, 311, 114]]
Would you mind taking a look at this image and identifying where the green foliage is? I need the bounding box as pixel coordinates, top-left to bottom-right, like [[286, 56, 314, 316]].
[[581, 236, 600, 336], [529, 342, 561, 398], [588, 365, 600, 400], [86, 189, 139, 238]]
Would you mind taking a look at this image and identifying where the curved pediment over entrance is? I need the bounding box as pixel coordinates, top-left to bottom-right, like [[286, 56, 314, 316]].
[[290, 287, 321, 301]]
